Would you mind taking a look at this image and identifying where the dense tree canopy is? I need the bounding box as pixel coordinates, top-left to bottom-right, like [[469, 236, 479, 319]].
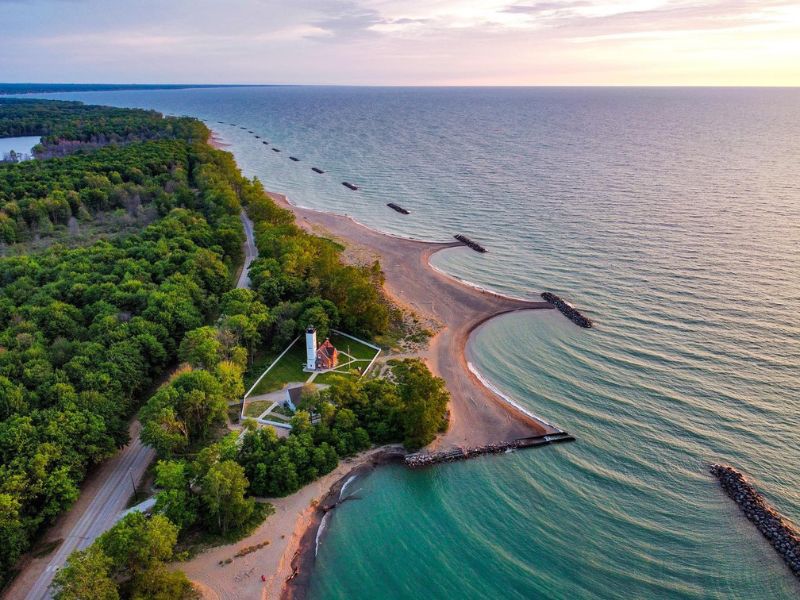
[[2, 99, 448, 592], [0, 98, 204, 149], [0, 103, 243, 585], [238, 359, 449, 497]]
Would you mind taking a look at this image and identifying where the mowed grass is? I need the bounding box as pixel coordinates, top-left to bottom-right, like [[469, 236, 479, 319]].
[[250, 339, 309, 395], [243, 399, 272, 418], [328, 333, 380, 361]]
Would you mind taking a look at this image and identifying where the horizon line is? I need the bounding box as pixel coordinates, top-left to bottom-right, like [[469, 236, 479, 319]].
[[2, 82, 799, 93]]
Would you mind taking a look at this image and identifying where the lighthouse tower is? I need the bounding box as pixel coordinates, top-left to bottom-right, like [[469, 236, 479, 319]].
[[305, 327, 318, 371]]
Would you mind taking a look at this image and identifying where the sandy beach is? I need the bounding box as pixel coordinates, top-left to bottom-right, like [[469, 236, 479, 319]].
[[209, 131, 230, 149], [268, 191, 559, 447], [177, 187, 562, 600], [180, 446, 404, 600]]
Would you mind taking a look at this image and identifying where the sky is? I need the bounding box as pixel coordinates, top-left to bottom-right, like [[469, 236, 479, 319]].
[[1, 0, 799, 86]]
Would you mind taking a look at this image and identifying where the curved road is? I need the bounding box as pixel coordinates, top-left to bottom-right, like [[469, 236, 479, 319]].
[[12, 210, 258, 600], [237, 210, 257, 289]]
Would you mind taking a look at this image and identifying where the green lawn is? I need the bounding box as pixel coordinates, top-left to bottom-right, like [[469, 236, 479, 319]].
[[328, 333, 380, 361], [249, 339, 309, 395], [244, 349, 280, 389], [312, 371, 349, 385], [246, 333, 379, 396], [244, 400, 272, 418]]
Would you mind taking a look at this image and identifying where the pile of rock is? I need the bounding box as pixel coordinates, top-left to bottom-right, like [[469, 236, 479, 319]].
[[454, 234, 487, 253], [541, 292, 592, 328], [387, 202, 410, 215], [710, 464, 800, 577]]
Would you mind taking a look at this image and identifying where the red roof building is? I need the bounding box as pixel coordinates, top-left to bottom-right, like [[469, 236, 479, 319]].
[[316, 338, 338, 370]]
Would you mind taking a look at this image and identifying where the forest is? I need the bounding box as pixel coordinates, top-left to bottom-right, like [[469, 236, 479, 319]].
[[0, 100, 248, 588], [0, 99, 448, 597]]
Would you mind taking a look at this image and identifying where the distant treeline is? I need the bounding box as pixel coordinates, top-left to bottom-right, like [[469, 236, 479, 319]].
[[0, 83, 247, 95], [0, 98, 203, 149]]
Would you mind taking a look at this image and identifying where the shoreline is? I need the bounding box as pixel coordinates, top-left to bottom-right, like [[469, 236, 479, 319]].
[[268, 190, 561, 447], [183, 135, 568, 600], [280, 447, 407, 600], [179, 446, 403, 600]]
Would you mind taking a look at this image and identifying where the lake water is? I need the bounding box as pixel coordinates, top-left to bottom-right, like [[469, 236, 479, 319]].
[[0, 135, 39, 161], [28, 87, 800, 598]]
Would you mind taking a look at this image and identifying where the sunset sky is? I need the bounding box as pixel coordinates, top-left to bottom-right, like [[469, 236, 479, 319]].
[[2, 0, 799, 85]]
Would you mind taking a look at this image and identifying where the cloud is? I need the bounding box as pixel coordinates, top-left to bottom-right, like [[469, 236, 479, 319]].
[[305, 1, 385, 40], [502, 1, 590, 15], [502, 0, 797, 38]]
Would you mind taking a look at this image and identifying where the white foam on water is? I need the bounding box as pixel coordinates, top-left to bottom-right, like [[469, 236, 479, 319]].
[[467, 361, 562, 432], [339, 474, 359, 500], [315, 512, 331, 557]]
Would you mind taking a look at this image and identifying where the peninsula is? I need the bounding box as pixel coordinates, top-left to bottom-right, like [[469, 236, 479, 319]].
[[268, 192, 560, 446]]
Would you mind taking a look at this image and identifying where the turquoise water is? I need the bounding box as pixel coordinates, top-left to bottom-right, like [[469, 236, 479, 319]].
[[28, 87, 800, 598]]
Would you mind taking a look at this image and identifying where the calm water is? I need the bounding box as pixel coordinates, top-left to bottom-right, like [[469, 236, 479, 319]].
[[30, 87, 800, 598], [0, 135, 39, 160]]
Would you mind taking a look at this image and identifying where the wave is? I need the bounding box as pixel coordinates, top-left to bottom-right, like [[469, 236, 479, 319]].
[[466, 361, 563, 432], [339, 474, 359, 500], [315, 512, 331, 557]]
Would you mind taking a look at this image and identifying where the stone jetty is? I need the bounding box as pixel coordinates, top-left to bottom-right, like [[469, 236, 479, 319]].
[[541, 292, 592, 328], [454, 234, 487, 253], [387, 203, 409, 215], [405, 432, 574, 468], [710, 464, 800, 578]]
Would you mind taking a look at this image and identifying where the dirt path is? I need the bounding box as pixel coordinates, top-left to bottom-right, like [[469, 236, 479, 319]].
[[269, 192, 559, 447]]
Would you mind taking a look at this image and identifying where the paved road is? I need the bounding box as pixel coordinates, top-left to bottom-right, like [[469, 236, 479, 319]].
[[23, 425, 155, 600], [20, 212, 259, 599], [237, 210, 257, 289]]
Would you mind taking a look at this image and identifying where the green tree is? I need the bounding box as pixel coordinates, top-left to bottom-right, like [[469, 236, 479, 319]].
[[153, 460, 197, 531], [178, 326, 221, 369], [98, 513, 178, 578], [52, 545, 119, 600], [394, 359, 450, 449], [130, 565, 197, 600], [201, 460, 254, 535]]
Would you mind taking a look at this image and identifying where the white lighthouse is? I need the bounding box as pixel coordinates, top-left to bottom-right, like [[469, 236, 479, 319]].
[[305, 327, 317, 371]]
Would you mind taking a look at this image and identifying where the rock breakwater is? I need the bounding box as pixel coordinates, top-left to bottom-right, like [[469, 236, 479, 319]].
[[387, 202, 409, 214], [454, 234, 487, 253], [710, 464, 800, 578], [405, 432, 574, 468], [540, 292, 592, 328]]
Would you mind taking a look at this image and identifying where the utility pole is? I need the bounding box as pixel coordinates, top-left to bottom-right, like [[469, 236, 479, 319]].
[[129, 469, 138, 497]]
